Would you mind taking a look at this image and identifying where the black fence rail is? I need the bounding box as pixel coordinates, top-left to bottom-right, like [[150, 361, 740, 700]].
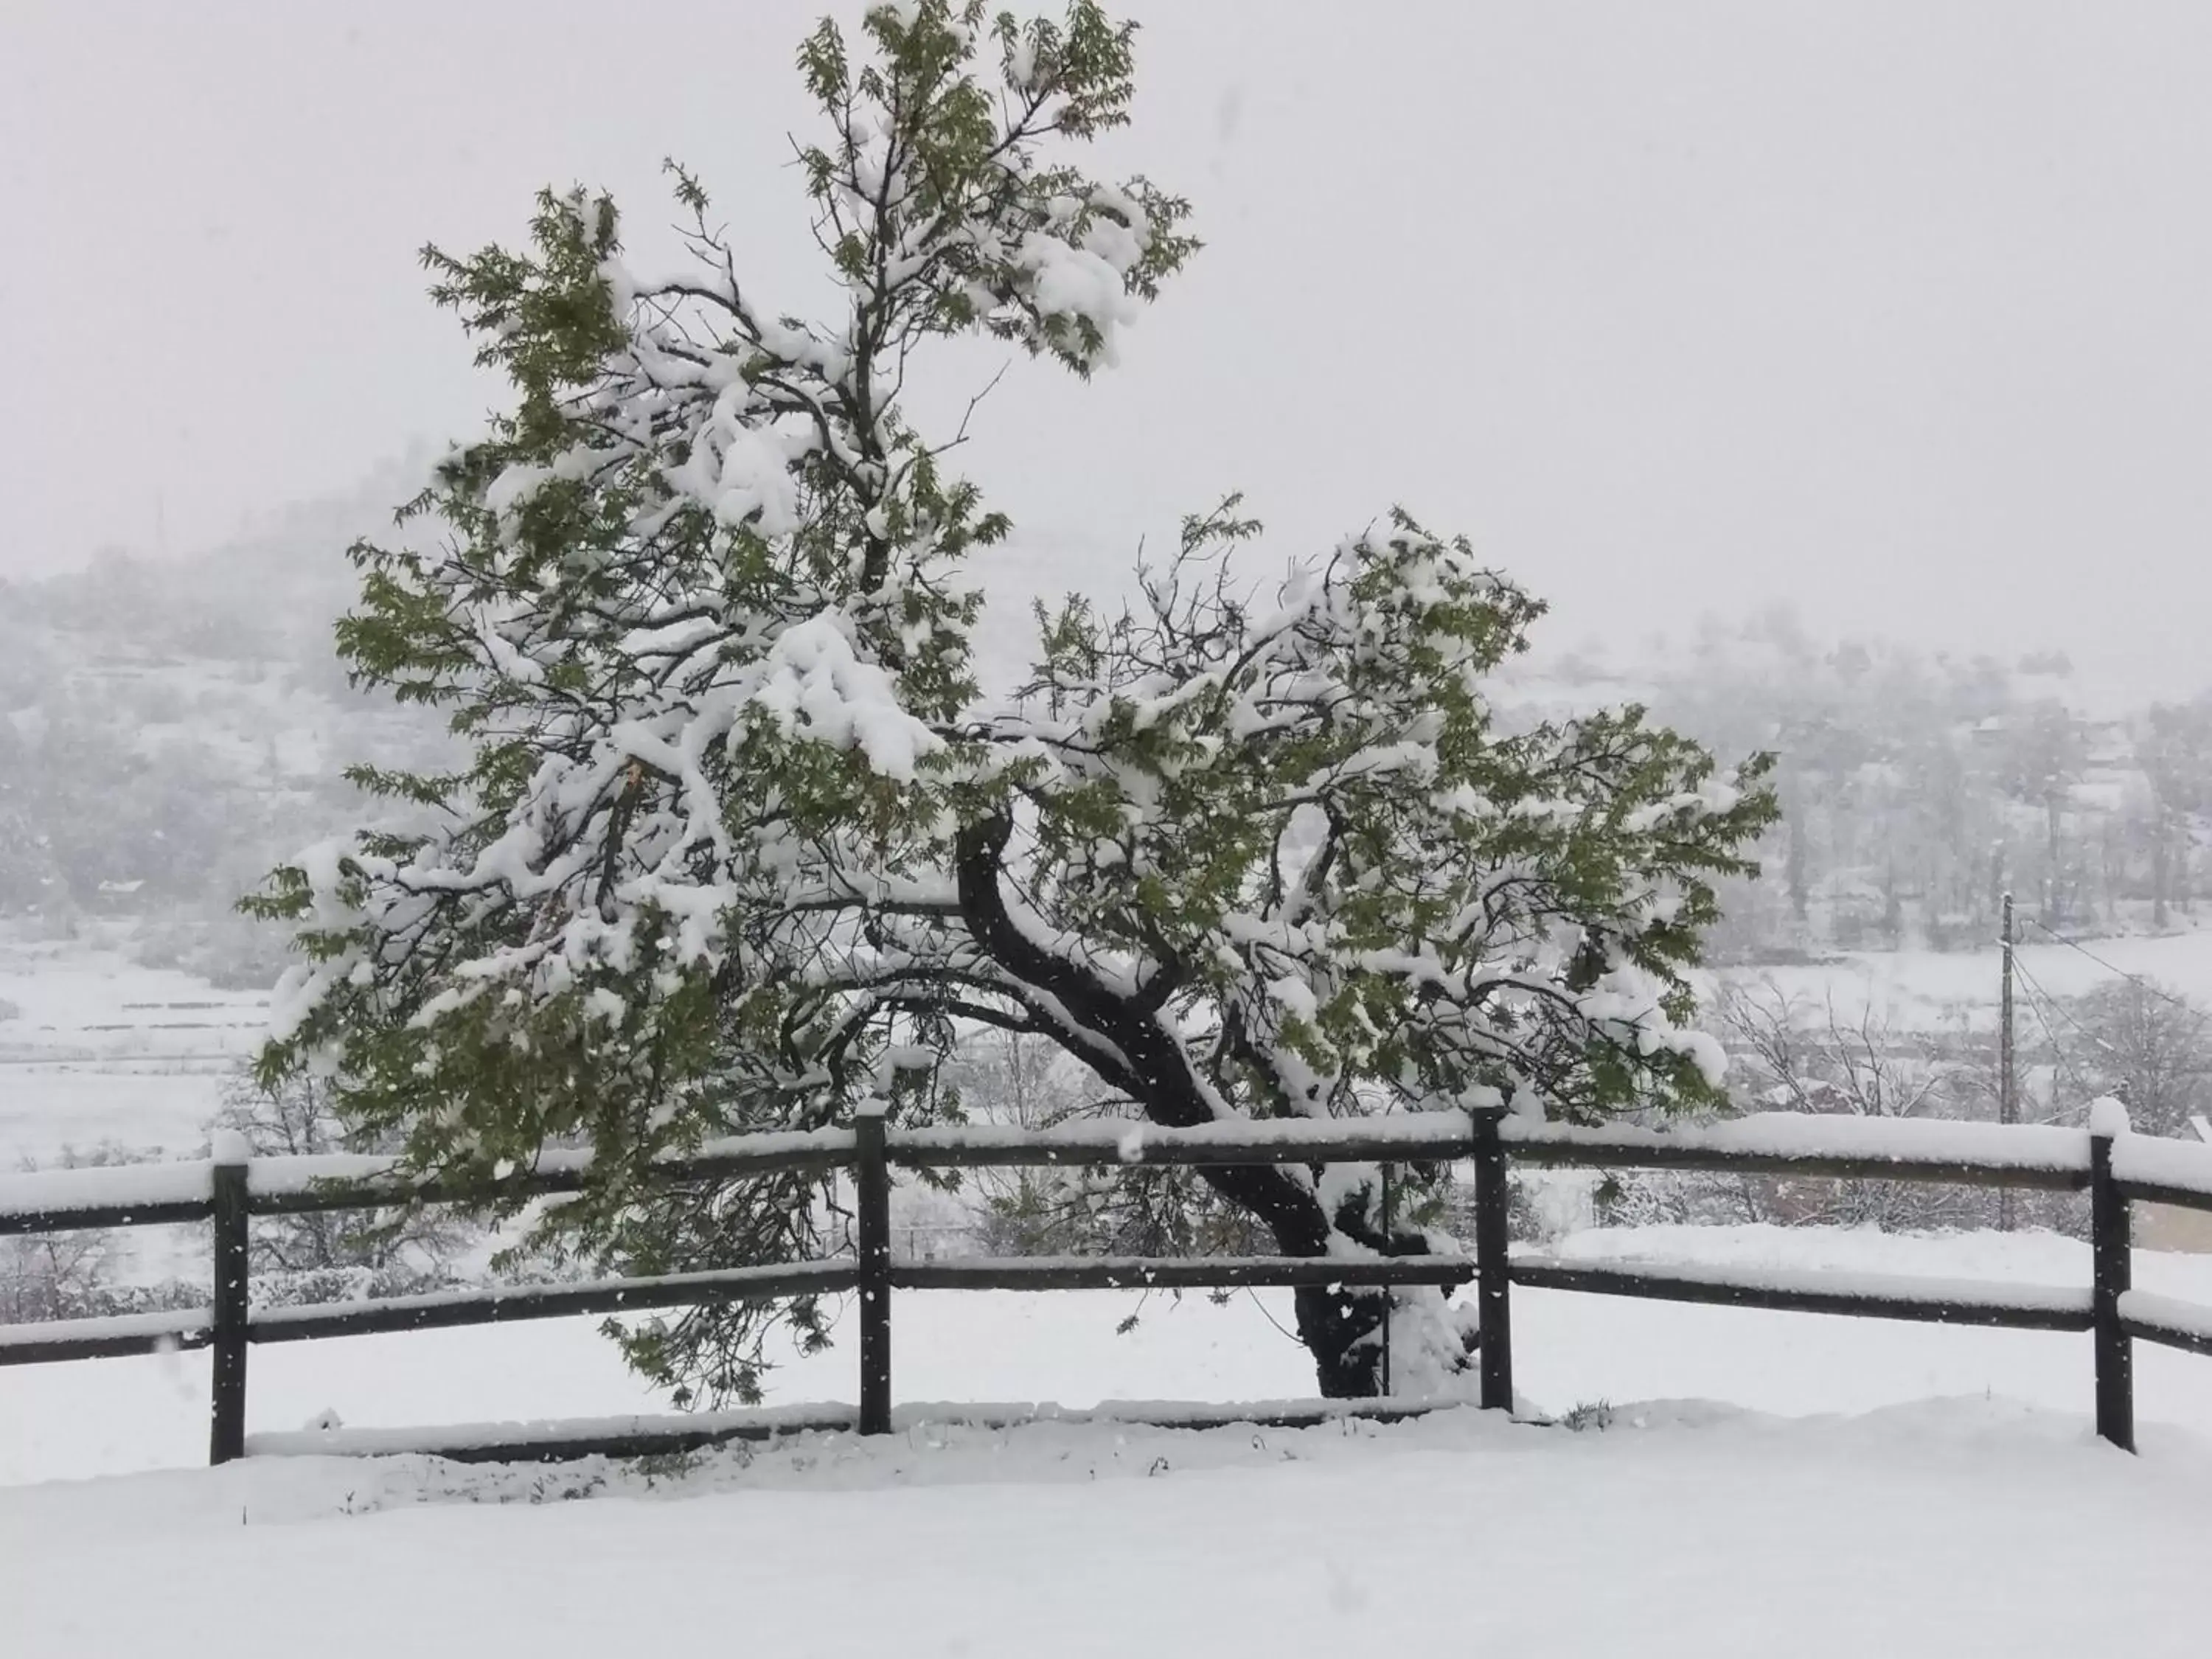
[[3, 1107, 2209, 1464]]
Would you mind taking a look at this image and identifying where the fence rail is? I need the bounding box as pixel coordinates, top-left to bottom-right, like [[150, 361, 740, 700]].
[[4, 1107, 2210, 1464], [1506, 1259, 2095, 1332]]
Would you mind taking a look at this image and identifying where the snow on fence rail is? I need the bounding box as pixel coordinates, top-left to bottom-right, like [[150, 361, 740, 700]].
[[0, 1105, 2202, 1462], [0, 1109, 2140, 1233], [0, 1305, 215, 1365], [1498, 1113, 2095, 1188], [2110, 1130, 2212, 1213], [2120, 1290, 2212, 1359]]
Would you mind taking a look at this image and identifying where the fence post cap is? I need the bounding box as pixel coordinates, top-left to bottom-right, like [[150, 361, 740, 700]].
[[209, 1129, 253, 1166], [854, 1096, 890, 1121], [2089, 1096, 2132, 1140]]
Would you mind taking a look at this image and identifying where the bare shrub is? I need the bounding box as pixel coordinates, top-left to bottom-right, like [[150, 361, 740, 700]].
[[212, 1071, 478, 1301]]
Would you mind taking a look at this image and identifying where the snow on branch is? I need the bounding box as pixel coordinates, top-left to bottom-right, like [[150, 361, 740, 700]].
[[247, 2, 1777, 1402]]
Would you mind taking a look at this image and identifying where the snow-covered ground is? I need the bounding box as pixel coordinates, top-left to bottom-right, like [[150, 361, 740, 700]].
[[5, 1390, 2209, 1656], [0, 936, 257, 1161], [1714, 923, 2212, 1032]]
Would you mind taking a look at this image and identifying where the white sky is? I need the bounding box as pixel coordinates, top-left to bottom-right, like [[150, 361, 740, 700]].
[[6, 3, 2212, 698]]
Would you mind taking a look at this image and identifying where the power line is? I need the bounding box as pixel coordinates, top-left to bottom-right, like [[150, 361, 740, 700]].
[[2018, 917, 2208, 1023], [2011, 959, 2100, 1115], [2016, 914, 2212, 1065], [2012, 955, 2121, 1061]]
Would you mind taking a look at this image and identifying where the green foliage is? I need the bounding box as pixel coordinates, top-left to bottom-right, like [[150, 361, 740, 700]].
[[248, 1, 1772, 1403]]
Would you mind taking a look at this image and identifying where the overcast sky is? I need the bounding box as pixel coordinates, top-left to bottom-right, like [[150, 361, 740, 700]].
[[7, 3, 2212, 698]]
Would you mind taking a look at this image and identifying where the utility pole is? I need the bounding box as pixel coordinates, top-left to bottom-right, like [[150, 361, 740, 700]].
[[2000, 891, 2017, 1232]]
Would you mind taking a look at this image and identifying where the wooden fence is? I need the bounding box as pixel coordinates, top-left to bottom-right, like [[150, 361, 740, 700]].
[[3, 1108, 2209, 1465]]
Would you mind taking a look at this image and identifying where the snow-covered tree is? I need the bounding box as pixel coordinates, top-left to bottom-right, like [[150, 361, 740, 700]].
[[249, 1, 1775, 1400], [2066, 978, 2212, 1140]]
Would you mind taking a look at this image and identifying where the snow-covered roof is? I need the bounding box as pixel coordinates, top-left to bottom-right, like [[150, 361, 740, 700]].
[[2191, 1115, 2211, 1147]]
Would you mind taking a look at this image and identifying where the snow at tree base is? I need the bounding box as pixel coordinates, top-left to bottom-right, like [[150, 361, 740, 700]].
[[243, 0, 1771, 1402]]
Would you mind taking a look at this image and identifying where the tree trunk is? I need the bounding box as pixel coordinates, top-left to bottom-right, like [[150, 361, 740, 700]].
[[956, 812, 1471, 1400], [1294, 1284, 1390, 1397], [1786, 810, 1809, 922], [1250, 1192, 1473, 1398], [2044, 793, 2063, 931], [2154, 817, 2171, 929], [1200, 1164, 1409, 1398]]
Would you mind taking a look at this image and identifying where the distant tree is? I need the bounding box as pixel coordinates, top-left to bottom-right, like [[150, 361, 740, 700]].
[[2064, 979, 2212, 1140], [939, 1030, 1085, 1253], [1784, 807, 1811, 925], [1998, 702, 2087, 931], [211, 1073, 474, 1293], [1, 1146, 206, 1324], [250, 1, 1775, 1400], [1715, 981, 1980, 1230], [2140, 700, 2212, 926], [0, 723, 58, 909], [0, 1216, 122, 1324]]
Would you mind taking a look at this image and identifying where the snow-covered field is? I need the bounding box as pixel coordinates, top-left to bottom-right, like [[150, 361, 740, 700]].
[[1718, 923, 2212, 1032], [16, 922, 2212, 1162], [0, 936, 258, 1161], [7, 1397, 2208, 1659], [18, 922, 2210, 1171]]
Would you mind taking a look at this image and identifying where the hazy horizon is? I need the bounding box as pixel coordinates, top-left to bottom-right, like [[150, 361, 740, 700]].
[[9, 2, 2212, 700]]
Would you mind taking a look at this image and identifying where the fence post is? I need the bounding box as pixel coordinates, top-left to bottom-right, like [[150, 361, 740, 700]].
[[1472, 1111, 1514, 1412], [1379, 1162, 1394, 1398], [209, 1152, 251, 1465], [854, 1103, 892, 1436], [2089, 1110, 2135, 1453]]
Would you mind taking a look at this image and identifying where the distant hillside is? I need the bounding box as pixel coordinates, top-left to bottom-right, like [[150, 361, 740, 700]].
[[0, 462, 451, 984], [1504, 617, 2212, 963], [7, 472, 2212, 983]]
